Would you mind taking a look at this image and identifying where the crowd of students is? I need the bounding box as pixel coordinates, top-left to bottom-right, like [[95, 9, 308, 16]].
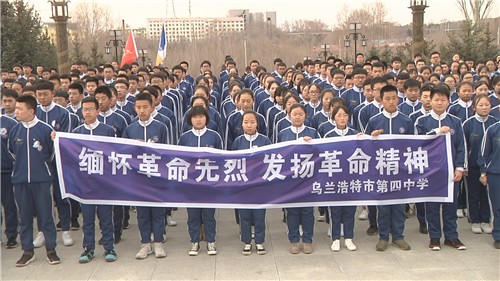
[[1, 51, 500, 267]]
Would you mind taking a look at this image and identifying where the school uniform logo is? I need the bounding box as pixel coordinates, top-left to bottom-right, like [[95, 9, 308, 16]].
[[399, 127, 406, 134], [50, 120, 61, 130], [450, 129, 455, 135], [32, 139, 43, 151], [148, 136, 159, 143], [1, 128, 7, 138]]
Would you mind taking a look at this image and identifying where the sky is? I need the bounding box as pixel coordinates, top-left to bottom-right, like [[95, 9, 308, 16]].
[[29, 0, 500, 28]]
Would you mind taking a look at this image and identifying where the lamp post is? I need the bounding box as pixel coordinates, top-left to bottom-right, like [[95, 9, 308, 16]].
[[105, 29, 125, 64], [138, 49, 149, 66], [320, 44, 330, 61], [49, 0, 70, 75], [240, 11, 248, 67], [344, 23, 367, 61], [409, 0, 428, 58]]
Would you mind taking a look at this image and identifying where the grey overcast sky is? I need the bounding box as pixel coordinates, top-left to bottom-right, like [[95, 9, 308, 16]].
[[30, 0, 500, 28]]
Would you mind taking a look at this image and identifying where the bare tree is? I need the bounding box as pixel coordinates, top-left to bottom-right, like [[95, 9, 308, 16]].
[[456, 0, 496, 25]]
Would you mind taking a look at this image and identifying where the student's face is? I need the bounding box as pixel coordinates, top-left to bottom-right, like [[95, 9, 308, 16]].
[[238, 93, 254, 112], [242, 114, 258, 135], [285, 98, 298, 113], [129, 80, 138, 93], [494, 82, 500, 95], [1, 96, 16, 113], [431, 93, 450, 114], [322, 92, 334, 111], [11, 83, 22, 95], [301, 85, 310, 101], [150, 78, 165, 92], [192, 99, 207, 108], [458, 84, 473, 101], [421, 70, 431, 81], [115, 83, 128, 99], [191, 114, 206, 130], [475, 84, 489, 96], [69, 89, 83, 105], [35, 89, 54, 106], [372, 67, 384, 78], [345, 78, 354, 89], [352, 74, 366, 88], [371, 82, 386, 102], [230, 86, 241, 97], [444, 77, 456, 90], [86, 82, 97, 95], [290, 107, 306, 127], [135, 100, 153, 121], [275, 95, 284, 106], [334, 108, 349, 129], [363, 86, 373, 101], [15, 102, 34, 122], [475, 97, 491, 117], [95, 93, 111, 112], [308, 86, 320, 103], [419, 91, 432, 110], [405, 86, 420, 102], [103, 68, 114, 80], [294, 74, 304, 85], [81, 102, 98, 124], [381, 91, 399, 113], [429, 76, 440, 84], [53, 97, 67, 107], [392, 61, 401, 70], [332, 74, 344, 87], [268, 83, 278, 97]]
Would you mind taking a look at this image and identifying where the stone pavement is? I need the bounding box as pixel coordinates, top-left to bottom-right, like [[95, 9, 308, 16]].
[[1, 207, 499, 281]]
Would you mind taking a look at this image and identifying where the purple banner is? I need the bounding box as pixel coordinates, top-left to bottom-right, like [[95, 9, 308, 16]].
[[54, 133, 454, 208]]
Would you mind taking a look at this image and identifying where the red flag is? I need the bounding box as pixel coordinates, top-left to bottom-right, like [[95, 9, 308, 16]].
[[120, 31, 138, 68]]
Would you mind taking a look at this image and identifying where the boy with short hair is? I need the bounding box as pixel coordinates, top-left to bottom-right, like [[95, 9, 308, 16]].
[[8, 95, 60, 266], [448, 81, 474, 122], [415, 84, 467, 251], [397, 78, 422, 116], [122, 93, 169, 259], [1, 88, 19, 119]]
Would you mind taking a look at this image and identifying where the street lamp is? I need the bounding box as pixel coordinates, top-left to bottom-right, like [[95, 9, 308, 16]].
[[105, 29, 125, 64], [138, 49, 149, 66], [49, 0, 70, 74], [344, 22, 367, 61], [239, 11, 248, 67], [320, 44, 330, 61]]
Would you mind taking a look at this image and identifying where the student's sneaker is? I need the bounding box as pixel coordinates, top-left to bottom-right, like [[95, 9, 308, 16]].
[[366, 226, 378, 236], [256, 244, 266, 255], [471, 223, 482, 234], [419, 223, 428, 234], [480, 223, 493, 234], [392, 239, 411, 251], [189, 242, 200, 256], [33, 231, 45, 248], [494, 240, 500, 249], [154, 242, 167, 258], [331, 239, 340, 252], [289, 243, 300, 254], [135, 243, 153, 259], [56, 221, 62, 231], [122, 220, 130, 230], [242, 244, 252, 255], [167, 216, 177, 227], [456, 209, 464, 218], [429, 239, 441, 251], [345, 239, 357, 251], [46, 250, 61, 265], [207, 242, 217, 255], [16, 252, 35, 267], [358, 208, 368, 220], [79, 248, 95, 263], [71, 220, 80, 231], [303, 243, 313, 254], [6, 237, 18, 249], [376, 240, 388, 251], [444, 238, 466, 250], [62, 231, 74, 246], [104, 249, 117, 262]]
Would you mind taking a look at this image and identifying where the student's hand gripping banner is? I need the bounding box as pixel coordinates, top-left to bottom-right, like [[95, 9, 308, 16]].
[[54, 133, 454, 208]]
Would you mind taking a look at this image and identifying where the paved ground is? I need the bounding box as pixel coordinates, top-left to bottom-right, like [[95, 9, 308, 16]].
[[1, 207, 499, 281]]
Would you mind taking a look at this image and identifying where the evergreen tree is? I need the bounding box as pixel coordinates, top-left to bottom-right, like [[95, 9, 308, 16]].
[[89, 40, 105, 67], [1, 1, 57, 69], [71, 34, 86, 63]]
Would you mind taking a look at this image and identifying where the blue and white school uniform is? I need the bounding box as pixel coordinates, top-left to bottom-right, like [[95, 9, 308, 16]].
[[123, 117, 169, 244], [278, 125, 319, 243], [36, 102, 72, 231], [490, 105, 500, 120], [398, 99, 422, 117], [72, 121, 116, 252], [365, 110, 414, 242], [415, 110, 467, 241], [305, 102, 322, 124], [1, 116, 19, 242], [178, 127, 223, 243], [324, 127, 359, 241], [463, 115, 498, 225], [351, 100, 369, 131], [115, 99, 136, 119], [232, 133, 272, 244], [224, 110, 267, 150], [98, 109, 128, 138], [447, 98, 473, 123], [310, 109, 330, 130], [8, 117, 57, 252], [478, 121, 500, 242], [340, 86, 365, 114], [358, 100, 383, 133]]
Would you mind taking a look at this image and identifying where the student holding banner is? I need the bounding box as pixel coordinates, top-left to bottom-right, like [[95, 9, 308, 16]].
[[122, 93, 169, 260], [70, 97, 118, 263], [365, 84, 414, 252], [278, 103, 320, 254], [231, 110, 272, 255], [324, 104, 360, 252], [178, 106, 223, 256], [415, 83, 467, 251]]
